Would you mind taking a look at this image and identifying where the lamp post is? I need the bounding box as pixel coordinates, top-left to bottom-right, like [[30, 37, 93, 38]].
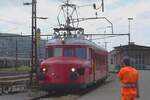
[[24, 0, 48, 85], [128, 18, 133, 44], [24, 0, 36, 85]]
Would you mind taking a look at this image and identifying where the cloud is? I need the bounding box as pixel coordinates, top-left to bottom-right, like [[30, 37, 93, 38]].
[[0, 5, 31, 33], [0, 0, 59, 34], [0, 0, 150, 50]]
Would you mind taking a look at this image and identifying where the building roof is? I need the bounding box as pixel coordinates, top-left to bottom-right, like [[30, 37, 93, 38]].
[[114, 43, 150, 51]]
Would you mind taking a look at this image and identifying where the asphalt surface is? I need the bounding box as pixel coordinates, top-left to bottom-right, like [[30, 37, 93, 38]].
[[0, 70, 149, 100], [77, 70, 150, 100]]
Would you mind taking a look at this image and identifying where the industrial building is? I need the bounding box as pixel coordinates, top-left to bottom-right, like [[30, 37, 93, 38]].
[[109, 42, 150, 71], [0, 33, 46, 67]]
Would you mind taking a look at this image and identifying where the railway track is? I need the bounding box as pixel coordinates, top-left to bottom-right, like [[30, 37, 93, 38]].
[[28, 84, 103, 100], [0, 74, 31, 94], [0, 72, 116, 99], [29, 73, 116, 100], [29, 90, 80, 100]]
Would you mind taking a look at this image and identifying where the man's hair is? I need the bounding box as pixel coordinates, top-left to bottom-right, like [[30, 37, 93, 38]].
[[123, 58, 130, 66]]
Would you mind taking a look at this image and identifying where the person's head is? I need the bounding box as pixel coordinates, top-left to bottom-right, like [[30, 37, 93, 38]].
[[122, 58, 130, 66]]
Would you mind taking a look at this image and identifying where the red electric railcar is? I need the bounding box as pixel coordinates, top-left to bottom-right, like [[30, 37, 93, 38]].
[[37, 37, 109, 91], [36, 1, 109, 91]]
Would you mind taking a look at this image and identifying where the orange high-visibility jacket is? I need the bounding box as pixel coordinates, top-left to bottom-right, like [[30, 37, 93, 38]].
[[118, 66, 139, 95]]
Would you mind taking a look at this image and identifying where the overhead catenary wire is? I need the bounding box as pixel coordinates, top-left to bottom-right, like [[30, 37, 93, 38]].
[[91, 34, 128, 40], [0, 18, 24, 25]]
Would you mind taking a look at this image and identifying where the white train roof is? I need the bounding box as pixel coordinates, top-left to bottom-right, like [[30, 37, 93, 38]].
[[47, 37, 107, 52], [46, 37, 107, 52]]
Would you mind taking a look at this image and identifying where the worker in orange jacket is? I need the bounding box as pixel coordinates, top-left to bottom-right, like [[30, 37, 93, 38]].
[[118, 58, 139, 100]]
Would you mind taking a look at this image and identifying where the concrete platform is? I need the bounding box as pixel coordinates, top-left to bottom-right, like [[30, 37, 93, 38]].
[[77, 70, 150, 100]]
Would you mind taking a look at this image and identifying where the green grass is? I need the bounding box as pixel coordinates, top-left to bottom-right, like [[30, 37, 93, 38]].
[[0, 66, 31, 73]]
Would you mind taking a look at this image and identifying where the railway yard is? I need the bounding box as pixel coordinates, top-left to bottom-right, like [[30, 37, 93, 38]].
[[0, 0, 150, 100], [0, 70, 150, 100], [0, 72, 29, 94]]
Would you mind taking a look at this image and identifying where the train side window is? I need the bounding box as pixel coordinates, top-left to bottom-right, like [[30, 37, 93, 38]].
[[75, 48, 86, 59], [96, 55, 100, 69], [46, 48, 53, 58], [87, 48, 91, 60], [64, 48, 73, 57], [54, 48, 62, 57]]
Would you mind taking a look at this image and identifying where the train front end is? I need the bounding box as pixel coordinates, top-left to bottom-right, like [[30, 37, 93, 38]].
[[37, 44, 91, 91]]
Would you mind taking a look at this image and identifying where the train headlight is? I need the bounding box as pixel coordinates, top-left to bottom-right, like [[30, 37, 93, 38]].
[[41, 67, 47, 72], [42, 68, 46, 72], [71, 68, 76, 72]]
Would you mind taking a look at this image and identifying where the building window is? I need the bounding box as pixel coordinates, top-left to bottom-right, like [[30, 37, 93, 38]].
[[111, 55, 113, 64]]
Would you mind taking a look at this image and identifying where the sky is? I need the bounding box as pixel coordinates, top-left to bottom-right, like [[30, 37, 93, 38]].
[[0, 0, 150, 51]]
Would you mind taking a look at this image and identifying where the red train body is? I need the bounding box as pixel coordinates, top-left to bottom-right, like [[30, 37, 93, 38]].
[[37, 37, 109, 91], [36, 0, 109, 91]]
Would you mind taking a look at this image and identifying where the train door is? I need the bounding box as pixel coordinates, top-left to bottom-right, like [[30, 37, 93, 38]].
[[91, 50, 96, 82]]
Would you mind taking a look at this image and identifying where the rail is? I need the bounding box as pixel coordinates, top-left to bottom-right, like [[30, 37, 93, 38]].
[[0, 74, 32, 94]]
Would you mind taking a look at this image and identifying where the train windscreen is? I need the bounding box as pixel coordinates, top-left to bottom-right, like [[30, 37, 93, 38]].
[[46, 47, 87, 59], [46, 48, 53, 58], [75, 48, 86, 59], [64, 48, 73, 57], [54, 48, 62, 57]]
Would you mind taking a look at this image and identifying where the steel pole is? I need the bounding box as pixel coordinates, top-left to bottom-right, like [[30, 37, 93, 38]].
[[128, 19, 131, 44], [30, 0, 37, 85], [128, 18, 133, 44]]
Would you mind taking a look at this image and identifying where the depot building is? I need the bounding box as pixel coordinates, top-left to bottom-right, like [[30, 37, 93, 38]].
[[109, 42, 150, 71]]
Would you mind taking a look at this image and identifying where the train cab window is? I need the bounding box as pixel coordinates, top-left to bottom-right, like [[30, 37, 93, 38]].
[[64, 48, 73, 57], [46, 48, 53, 58], [75, 48, 86, 59], [54, 48, 62, 57]]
